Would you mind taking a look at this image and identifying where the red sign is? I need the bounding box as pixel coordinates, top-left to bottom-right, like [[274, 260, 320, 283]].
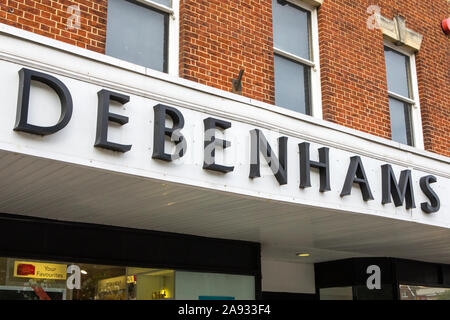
[[16, 263, 36, 276]]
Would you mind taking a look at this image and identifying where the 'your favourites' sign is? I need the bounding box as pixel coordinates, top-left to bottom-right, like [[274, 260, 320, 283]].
[[5, 68, 447, 217]]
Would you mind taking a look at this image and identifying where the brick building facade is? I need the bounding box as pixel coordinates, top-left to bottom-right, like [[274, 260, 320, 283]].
[[0, 0, 447, 156]]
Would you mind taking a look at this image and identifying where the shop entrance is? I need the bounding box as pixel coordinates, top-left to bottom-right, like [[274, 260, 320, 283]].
[[315, 258, 450, 300]]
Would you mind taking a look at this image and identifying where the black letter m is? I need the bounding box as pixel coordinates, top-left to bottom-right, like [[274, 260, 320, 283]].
[[381, 164, 416, 209]]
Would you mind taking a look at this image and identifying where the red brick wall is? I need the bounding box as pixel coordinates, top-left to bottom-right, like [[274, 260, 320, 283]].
[[318, 0, 449, 156], [179, 0, 274, 103], [0, 0, 107, 53], [0, 0, 448, 157], [318, 1, 391, 140]]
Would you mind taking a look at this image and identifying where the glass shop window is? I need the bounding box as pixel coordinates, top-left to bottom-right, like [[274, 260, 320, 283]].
[[319, 287, 353, 300], [399, 285, 450, 300], [0, 257, 255, 300], [174, 271, 255, 300], [384, 46, 417, 146]]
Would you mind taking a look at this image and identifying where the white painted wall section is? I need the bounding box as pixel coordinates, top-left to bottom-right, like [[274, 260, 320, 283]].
[[262, 260, 316, 294]]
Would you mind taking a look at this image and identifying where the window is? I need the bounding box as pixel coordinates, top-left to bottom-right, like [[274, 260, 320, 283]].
[[106, 0, 179, 75], [0, 256, 255, 300], [0, 257, 174, 300], [272, 0, 321, 117], [175, 271, 255, 300], [399, 285, 450, 300], [384, 45, 422, 147]]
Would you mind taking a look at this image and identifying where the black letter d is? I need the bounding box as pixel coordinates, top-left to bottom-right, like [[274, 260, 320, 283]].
[[14, 68, 73, 135]]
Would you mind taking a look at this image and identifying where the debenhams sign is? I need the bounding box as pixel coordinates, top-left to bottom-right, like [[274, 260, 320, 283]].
[[10, 68, 441, 214]]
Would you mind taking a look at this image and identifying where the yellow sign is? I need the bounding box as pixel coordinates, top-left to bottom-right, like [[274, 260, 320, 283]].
[[14, 261, 67, 280], [97, 276, 126, 293]]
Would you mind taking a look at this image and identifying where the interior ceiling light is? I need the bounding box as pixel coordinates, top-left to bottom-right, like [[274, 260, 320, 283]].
[[296, 253, 310, 257]]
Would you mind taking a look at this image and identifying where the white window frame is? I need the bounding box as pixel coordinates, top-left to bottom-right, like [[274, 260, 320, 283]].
[[273, 0, 322, 119], [109, 0, 179, 76], [384, 41, 424, 149]]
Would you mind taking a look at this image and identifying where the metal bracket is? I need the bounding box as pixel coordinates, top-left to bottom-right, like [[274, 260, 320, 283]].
[[232, 70, 244, 95]]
